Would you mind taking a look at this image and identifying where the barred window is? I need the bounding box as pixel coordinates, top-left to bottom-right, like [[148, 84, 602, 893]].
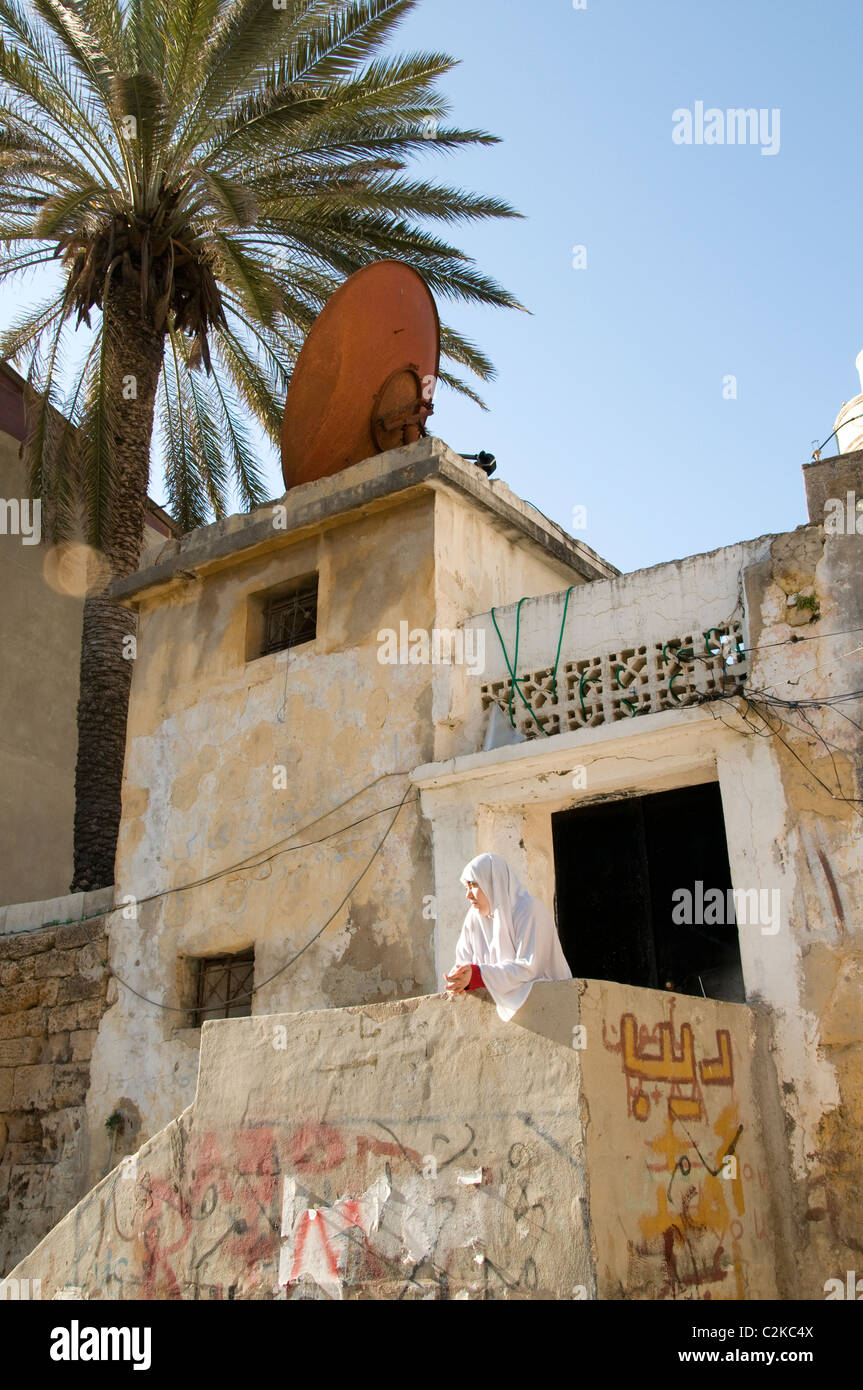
[[192, 949, 254, 1024], [262, 579, 318, 655]]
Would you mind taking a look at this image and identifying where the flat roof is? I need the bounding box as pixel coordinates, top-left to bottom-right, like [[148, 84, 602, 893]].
[[108, 436, 619, 605]]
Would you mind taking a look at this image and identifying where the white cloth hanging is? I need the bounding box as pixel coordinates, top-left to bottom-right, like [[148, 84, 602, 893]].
[[454, 852, 572, 1022]]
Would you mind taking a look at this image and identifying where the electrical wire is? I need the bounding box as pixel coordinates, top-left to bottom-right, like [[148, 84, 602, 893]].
[[737, 624, 863, 655], [746, 700, 863, 813], [110, 782, 418, 1015], [29, 616, 863, 1003], [0, 772, 418, 939], [707, 693, 863, 820]]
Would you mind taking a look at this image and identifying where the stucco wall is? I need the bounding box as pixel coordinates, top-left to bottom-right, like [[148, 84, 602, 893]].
[[9, 981, 781, 1300], [0, 432, 82, 905], [741, 522, 863, 1292], [89, 476, 591, 1187], [0, 423, 173, 908], [430, 486, 591, 762], [414, 518, 863, 1298], [92, 496, 440, 1184], [458, 535, 771, 755]]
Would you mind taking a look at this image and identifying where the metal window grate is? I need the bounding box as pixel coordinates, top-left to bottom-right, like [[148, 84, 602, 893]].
[[263, 581, 318, 655], [193, 949, 254, 1024]]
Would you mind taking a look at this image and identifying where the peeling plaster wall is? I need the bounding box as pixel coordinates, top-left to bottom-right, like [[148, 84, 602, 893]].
[[88, 482, 592, 1193], [9, 983, 778, 1300], [414, 522, 863, 1296], [741, 524, 863, 1290], [91, 497, 440, 1185]]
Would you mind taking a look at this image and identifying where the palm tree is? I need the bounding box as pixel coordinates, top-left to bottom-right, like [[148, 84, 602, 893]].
[[0, 0, 524, 892]]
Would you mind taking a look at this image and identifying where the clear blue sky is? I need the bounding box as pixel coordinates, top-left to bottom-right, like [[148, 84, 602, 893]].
[[3, 0, 861, 574], [392, 0, 863, 572]]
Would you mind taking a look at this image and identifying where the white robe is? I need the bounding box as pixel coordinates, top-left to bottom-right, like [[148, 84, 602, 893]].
[[454, 853, 572, 1022]]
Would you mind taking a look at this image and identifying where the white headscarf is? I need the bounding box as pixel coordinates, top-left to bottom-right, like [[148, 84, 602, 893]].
[[454, 852, 572, 1021]]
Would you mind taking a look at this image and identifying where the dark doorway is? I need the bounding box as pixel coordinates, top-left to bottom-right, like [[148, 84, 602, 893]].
[[551, 782, 745, 1002]]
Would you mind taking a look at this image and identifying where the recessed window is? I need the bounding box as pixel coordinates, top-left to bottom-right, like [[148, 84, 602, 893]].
[[263, 579, 317, 655], [247, 574, 318, 660], [192, 949, 254, 1024]]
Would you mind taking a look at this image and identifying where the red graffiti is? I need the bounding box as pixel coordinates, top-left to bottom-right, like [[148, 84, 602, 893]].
[[288, 1123, 346, 1173], [140, 1178, 192, 1300], [355, 1135, 423, 1168]]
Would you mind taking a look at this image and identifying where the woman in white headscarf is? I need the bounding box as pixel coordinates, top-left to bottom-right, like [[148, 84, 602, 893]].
[[444, 852, 572, 1022]]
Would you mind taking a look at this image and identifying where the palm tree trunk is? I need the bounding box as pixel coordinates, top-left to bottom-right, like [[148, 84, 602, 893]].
[[70, 282, 165, 892]]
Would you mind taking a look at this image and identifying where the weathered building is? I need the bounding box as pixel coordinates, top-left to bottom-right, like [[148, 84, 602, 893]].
[[2, 403, 861, 1297]]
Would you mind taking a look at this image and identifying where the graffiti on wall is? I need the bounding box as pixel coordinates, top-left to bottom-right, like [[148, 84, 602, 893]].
[[50, 1114, 578, 1301], [603, 1001, 768, 1300]]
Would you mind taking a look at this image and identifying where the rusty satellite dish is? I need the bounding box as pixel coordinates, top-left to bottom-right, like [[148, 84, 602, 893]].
[[281, 261, 441, 491]]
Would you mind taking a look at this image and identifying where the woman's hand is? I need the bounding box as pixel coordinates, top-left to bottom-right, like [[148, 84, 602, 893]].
[[444, 964, 472, 996]]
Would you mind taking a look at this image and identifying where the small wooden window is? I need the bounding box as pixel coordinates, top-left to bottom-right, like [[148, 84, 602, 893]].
[[192, 949, 254, 1024], [262, 579, 318, 655]]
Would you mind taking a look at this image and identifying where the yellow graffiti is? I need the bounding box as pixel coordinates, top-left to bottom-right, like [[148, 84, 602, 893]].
[[622, 1013, 696, 1082]]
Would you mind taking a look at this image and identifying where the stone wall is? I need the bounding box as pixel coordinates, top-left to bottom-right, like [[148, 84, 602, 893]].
[[0, 892, 112, 1274], [802, 448, 863, 525]]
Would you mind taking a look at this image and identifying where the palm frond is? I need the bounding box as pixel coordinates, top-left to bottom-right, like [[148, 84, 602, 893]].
[[18, 303, 68, 514], [171, 325, 230, 517], [0, 288, 68, 362], [204, 357, 269, 510], [435, 365, 488, 409], [207, 228, 284, 325], [175, 0, 419, 169], [161, 0, 224, 134], [107, 70, 168, 208], [0, 24, 123, 184], [281, 0, 418, 88], [161, 326, 209, 529], [215, 315, 288, 444], [439, 321, 496, 383], [33, 179, 110, 238]]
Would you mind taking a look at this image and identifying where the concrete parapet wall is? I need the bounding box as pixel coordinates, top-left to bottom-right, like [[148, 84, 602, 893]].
[[9, 980, 783, 1299]]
